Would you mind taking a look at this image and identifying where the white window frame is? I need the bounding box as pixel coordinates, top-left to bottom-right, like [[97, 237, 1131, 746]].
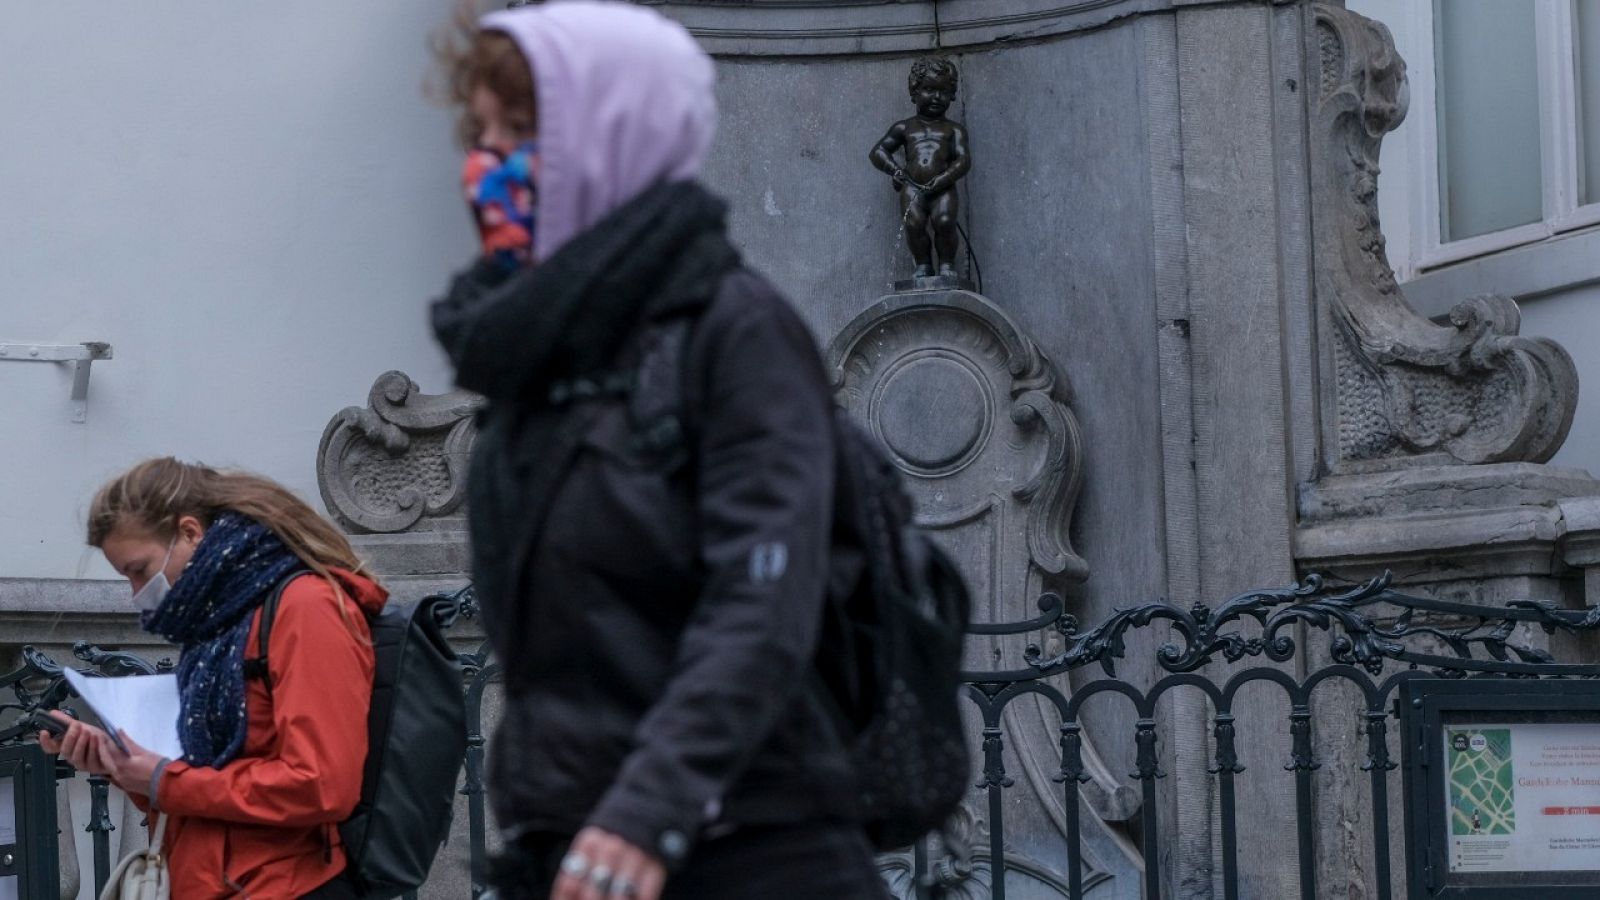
[[1406, 0, 1600, 272]]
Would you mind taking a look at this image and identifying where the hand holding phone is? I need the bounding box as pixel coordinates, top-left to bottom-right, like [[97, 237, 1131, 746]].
[[27, 709, 71, 738]]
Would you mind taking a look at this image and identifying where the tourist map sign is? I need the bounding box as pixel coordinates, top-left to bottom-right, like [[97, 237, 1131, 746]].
[[1403, 679, 1600, 899], [1444, 723, 1600, 873]]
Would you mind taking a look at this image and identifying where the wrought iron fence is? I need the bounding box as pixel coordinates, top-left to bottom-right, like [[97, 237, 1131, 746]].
[[0, 642, 174, 896], [5, 572, 1600, 900], [930, 572, 1600, 900]]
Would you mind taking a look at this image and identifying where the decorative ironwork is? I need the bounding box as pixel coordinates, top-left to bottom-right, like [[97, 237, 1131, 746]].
[[1054, 722, 1089, 786], [1, 645, 168, 746], [1, 642, 178, 894], [1021, 571, 1600, 681], [1285, 708, 1318, 774], [86, 775, 115, 890], [450, 584, 500, 900], [72, 642, 167, 676], [1209, 713, 1243, 776], [6, 571, 1600, 900], [932, 569, 1600, 900]]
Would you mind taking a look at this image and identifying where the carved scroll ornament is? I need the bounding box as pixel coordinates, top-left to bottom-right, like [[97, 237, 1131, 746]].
[[317, 372, 482, 534], [827, 289, 1088, 585], [1313, 4, 1577, 467]]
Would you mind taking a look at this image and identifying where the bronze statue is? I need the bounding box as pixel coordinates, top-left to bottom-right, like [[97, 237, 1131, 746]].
[[870, 56, 971, 279]]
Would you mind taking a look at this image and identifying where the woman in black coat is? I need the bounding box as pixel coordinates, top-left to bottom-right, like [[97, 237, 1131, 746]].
[[431, 4, 887, 900]]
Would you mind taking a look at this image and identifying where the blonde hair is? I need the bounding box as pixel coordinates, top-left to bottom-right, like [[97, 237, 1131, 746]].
[[87, 458, 371, 626]]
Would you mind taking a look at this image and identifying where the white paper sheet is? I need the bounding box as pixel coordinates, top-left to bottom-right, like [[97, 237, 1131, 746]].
[[62, 669, 184, 760]]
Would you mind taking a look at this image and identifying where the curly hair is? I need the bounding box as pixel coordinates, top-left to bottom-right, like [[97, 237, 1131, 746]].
[[431, 0, 538, 148], [908, 56, 959, 96]]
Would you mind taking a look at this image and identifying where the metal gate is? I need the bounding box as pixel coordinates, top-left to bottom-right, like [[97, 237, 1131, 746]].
[[6, 571, 1600, 899]]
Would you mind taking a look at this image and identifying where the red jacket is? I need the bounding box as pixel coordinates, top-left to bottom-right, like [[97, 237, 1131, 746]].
[[139, 569, 387, 899]]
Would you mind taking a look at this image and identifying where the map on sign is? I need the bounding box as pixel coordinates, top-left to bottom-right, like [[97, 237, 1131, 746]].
[[1438, 720, 1600, 874], [1448, 728, 1516, 836]]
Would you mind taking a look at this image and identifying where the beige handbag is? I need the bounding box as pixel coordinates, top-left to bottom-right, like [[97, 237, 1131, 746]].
[[98, 813, 170, 900]]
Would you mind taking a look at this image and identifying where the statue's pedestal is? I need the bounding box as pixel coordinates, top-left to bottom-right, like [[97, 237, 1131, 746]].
[[890, 274, 974, 293]]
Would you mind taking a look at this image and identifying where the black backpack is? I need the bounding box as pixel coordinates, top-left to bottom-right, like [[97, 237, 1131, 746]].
[[250, 575, 467, 898], [816, 414, 974, 850], [621, 312, 974, 851]]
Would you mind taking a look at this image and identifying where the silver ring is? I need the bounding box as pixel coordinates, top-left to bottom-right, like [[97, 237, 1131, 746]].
[[560, 852, 591, 878], [610, 877, 638, 897], [587, 864, 614, 889]]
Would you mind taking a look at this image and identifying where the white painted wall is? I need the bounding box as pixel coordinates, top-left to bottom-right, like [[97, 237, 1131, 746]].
[[0, 2, 475, 580]]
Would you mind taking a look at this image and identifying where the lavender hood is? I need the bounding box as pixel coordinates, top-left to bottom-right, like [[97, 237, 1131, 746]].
[[481, 1, 718, 263]]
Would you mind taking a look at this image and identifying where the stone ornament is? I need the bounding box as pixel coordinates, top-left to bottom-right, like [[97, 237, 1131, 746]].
[[828, 288, 1088, 588], [1313, 4, 1577, 468], [317, 372, 482, 534], [642, 0, 1186, 56], [877, 804, 1094, 900], [828, 290, 1142, 890]]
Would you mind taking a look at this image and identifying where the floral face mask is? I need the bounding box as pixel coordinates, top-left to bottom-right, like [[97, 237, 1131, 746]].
[[463, 140, 539, 269]]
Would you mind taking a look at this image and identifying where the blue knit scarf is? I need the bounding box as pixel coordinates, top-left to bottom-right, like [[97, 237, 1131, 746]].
[[140, 512, 303, 767]]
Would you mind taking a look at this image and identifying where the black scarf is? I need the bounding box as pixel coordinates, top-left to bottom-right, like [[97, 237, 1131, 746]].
[[431, 180, 738, 653]]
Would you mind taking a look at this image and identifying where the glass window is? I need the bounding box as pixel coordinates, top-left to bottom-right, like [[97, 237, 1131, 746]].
[[1434, 0, 1543, 241], [1577, 0, 1600, 205]]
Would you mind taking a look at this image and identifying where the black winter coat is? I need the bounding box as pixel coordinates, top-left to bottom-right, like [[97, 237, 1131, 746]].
[[432, 182, 855, 867]]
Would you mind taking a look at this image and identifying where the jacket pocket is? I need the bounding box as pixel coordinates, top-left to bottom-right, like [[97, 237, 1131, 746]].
[[547, 405, 698, 588], [577, 401, 689, 476]]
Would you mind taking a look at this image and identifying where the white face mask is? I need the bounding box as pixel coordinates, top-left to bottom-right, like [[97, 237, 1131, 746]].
[[131, 536, 178, 613]]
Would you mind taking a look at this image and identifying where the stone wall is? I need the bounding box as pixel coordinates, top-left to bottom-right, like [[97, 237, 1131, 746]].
[[688, 2, 1312, 896]]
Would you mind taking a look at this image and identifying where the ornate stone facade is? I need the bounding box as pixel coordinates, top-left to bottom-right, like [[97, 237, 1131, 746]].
[[1311, 4, 1577, 470], [317, 371, 481, 535], [316, 372, 479, 600], [828, 288, 1143, 898], [293, 6, 1600, 900], [642, 0, 1181, 56], [828, 288, 1089, 590], [1298, 5, 1600, 608]]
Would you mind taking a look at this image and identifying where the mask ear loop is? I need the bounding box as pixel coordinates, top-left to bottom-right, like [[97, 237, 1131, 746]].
[[136, 533, 179, 600]]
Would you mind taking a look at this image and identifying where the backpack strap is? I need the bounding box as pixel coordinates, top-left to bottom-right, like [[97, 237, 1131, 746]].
[[626, 314, 700, 458], [242, 569, 309, 703]]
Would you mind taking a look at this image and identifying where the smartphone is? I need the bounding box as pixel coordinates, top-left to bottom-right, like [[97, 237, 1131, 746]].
[[25, 710, 70, 738]]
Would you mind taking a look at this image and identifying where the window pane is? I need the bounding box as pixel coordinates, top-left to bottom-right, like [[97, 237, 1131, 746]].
[[1434, 0, 1543, 242], [1578, 0, 1600, 205]]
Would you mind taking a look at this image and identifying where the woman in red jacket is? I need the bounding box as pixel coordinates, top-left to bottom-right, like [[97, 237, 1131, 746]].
[[40, 457, 386, 899]]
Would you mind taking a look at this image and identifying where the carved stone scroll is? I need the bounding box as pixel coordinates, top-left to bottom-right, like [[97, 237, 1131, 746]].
[[827, 289, 1089, 587], [317, 371, 482, 534], [645, 0, 1187, 57], [1313, 4, 1577, 468], [828, 289, 1140, 897]]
